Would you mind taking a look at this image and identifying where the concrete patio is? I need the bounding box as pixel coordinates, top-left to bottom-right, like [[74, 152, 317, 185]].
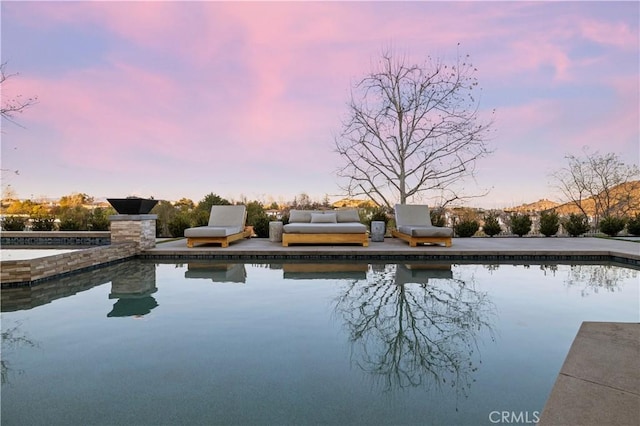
[[539, 322, 639, 426], [143, 235, 640, 267]]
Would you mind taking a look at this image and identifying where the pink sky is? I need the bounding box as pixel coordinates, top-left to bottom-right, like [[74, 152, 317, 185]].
[[1, 1, 638, 208]]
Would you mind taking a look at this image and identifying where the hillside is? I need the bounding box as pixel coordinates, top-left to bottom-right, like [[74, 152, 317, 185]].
[[507, 180, 640, 216]]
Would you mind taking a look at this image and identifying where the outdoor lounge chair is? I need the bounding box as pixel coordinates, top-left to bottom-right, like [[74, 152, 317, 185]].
[[184, 205, 251, 248], [391, 204, 453, 247]]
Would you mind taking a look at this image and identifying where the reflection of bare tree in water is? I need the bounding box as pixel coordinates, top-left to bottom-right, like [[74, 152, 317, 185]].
[[562, 264, 638, 296], [1, 321, 37, 385], [335, 264, 495, 398]]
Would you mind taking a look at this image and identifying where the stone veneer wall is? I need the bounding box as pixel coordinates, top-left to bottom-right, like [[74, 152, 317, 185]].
[[1, 242, 138, 286], [109, 215, 156, 250]]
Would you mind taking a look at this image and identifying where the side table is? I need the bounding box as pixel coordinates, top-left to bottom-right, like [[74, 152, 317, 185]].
[[269, 221, 284, 242], [371, 221, 385, 242]]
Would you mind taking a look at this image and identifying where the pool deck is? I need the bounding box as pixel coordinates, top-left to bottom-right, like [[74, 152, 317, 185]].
[[538, 322, 639, 426], [144, 236, 640, 266]]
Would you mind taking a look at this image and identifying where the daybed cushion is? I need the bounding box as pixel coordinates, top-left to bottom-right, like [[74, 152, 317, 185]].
[[288, 209, 361, 223], [289, 210, 321, 223], [335, 209, 361, 223], [311, 213, 337, 223], [184, 226, 244, 237], [283, 222, 367, 234], [397, 225, 453, 238]]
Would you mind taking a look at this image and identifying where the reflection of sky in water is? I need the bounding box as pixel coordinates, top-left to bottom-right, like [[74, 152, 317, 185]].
[[1, 262, 638, 426]]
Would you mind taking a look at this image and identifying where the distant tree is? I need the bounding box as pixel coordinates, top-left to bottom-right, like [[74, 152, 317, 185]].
[[1, 63, 38, 177], [551, 148, 640, 225], [194, 193, 230, 226], [292, 193, 313, 209], [335, 47, 494, 209], [482, 212, 501, 237], [5, 199, 38, 215], [152, 200, 178, 237], [539, 210, 560, 237], [510, 214, 532, 237], [59, 193, 94, 207], [1, 62, 38, 126], [174, 198, 195, 211]]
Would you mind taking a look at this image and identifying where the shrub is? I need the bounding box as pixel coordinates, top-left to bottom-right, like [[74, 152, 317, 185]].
[[1, 216, 27, 231], [88, 207, 110, 231], [510, 214, 532, 237], [454, 219, 479, 237], [599, 216, 626, 237], [252, 215, 271, 238], [430, 209, 447, 227], [564, 214, 590, 237], [539, 211, 560, 237], [57, 207, 90, 231], [58, 217, 83, 231], [31, 216, 56, 231], [482, 213, 501, 237], [369, 207, 389, 226], [627, 214, 640, 236], [168, 213, 192, 238]]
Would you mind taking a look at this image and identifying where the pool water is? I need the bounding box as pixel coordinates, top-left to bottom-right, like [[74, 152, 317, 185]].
[[1, 260, 638, 426]]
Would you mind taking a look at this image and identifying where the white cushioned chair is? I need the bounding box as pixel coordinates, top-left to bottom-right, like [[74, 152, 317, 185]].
[[184, 205, 251, 248], [391, 204, 453, 247]]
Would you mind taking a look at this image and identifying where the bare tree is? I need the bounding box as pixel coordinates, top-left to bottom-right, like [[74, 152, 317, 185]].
[[551, 148, 640, 222], [334, 264, 495, 398], [1, 62, 38, 126], [335, 48, 494, 209]]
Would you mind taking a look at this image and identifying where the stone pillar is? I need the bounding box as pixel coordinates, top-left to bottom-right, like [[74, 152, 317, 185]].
[[109, 214, 157, 250]]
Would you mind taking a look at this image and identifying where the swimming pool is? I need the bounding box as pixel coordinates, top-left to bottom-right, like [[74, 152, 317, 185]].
[[1, 260, 638, 425]]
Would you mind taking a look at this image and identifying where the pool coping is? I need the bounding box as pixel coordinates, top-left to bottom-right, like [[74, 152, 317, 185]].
[[1, 236, 638, 287], [539, 322, 639, 426]]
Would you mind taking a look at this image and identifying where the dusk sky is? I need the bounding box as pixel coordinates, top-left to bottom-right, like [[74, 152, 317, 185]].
[[1, 1, 638, 208]]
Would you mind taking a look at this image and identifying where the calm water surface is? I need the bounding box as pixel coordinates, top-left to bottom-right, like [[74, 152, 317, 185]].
[[1, 260, 638, 426]]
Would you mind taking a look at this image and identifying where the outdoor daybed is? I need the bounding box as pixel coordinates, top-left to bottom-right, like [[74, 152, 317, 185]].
[[282, 209, 368, 247], [391, 204, 453, 247], [184, 205, 251, 248]]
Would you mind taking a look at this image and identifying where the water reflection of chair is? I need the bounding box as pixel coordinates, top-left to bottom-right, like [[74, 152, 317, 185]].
[[185, 263, 247, 283], [394, 264, 453, 285], [283, 263, 368, 280]]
